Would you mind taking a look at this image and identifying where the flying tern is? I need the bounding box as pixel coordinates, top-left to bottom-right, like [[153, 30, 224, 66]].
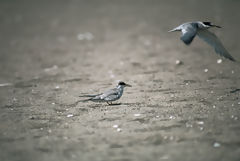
[[169, 21, 236, 62]]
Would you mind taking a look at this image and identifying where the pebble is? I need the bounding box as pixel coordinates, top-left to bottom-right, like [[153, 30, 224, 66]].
[[217, 59, 222, 64], [67, 114, 73, 118], [117, 128, 122, 132], [175, 60, 183, 65], [77, 32, 94, 41], [134, 113, 141, 117], [197, 121, 204, 125], [169, 115, 175, 119], [213, 142, 221, 148]]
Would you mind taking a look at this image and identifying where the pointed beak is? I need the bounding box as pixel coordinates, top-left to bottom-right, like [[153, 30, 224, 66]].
[[212, 25, 221, 28], [125, 84, 132, 87]]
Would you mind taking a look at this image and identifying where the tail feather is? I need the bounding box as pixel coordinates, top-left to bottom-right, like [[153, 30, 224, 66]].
[[79, 94, 99, 97], [168, 27, 181, 32], [80, 98, 92, 102]]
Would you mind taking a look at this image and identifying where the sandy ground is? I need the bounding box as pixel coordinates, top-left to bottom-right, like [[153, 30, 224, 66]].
[[0, 0, 240, 161]]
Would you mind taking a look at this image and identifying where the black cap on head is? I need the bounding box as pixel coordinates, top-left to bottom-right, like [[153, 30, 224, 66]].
[[203, 22, 212, 26], [118, 81, 132, 87], [118, 81, 126, 86], [203, 21, 221, 28]]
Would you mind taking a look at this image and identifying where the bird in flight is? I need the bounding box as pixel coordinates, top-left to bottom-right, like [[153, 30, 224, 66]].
[[79, 81, 131, 105], [169, 21, 236, 62]]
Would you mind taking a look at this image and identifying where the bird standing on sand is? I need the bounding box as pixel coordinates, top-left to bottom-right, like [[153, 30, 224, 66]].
[[79, 81, 131, 105], [169, 21, 236, 62]]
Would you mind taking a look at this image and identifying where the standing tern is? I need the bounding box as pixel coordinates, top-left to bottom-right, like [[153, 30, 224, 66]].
[[169, 21, 236, 62], [79, 81, 131, 105]]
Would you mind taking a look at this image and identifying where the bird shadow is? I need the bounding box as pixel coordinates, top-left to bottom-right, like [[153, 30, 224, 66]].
[[108, 103, 122, 106]]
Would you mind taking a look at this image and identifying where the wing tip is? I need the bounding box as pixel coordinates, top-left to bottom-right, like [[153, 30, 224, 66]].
[[225, 55, 237, 62]]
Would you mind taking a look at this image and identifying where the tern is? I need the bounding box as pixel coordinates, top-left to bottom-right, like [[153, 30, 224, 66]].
[[169, 21, 236, 62], [79, 81, 131, 105]]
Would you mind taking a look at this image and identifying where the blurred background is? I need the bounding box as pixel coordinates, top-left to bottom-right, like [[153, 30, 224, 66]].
[[0, 0, 240, 161]]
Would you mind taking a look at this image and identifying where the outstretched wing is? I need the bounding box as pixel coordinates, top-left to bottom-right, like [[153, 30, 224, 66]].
[[197, 29, 236, 61], [180, 24, 197, 45]]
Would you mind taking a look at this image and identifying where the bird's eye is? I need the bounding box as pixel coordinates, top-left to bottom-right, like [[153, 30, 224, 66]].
[[119, 82, 125, 85]]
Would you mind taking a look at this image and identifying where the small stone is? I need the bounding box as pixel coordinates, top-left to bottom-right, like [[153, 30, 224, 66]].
[[169, 115, 175, 119], [186, 123, 193, 128], [44, 65, 58, 72], [217, 59, 222, 64], [213, 142, 221, 148], [67, 114, 73, 118], [134, 113, 141, 117], [113, 125, 118, 128], [29, 116, 35, 120], [204, 69, 208, 73], [197, 121, 204, 125], [117, 128, 122, 132], [175, 60, 183, 65], [77, 32, 94, 41]]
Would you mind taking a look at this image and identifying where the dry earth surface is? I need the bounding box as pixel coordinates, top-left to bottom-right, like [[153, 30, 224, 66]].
[[0, 0, 240, 161]]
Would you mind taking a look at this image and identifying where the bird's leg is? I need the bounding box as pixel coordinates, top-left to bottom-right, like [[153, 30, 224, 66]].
[[107, 102, 110, 105]]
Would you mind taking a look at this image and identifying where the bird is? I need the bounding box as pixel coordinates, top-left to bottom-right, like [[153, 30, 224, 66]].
[[79, 81, 132, 105], [169, 21, 236, 62]]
